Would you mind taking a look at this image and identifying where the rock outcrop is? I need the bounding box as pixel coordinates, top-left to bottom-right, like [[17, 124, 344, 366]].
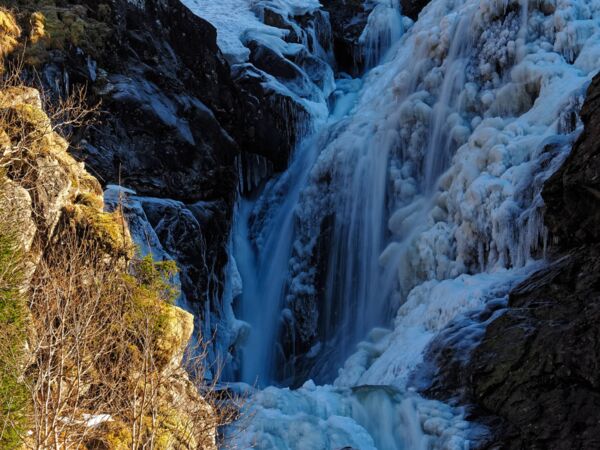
[[0, 82, 217, 449], [419, 73, 600, 449], [5, 0, 328, 325]]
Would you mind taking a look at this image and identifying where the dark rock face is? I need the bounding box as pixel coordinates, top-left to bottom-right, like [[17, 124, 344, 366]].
[[232, 62, 311, 171], [32, 0, 314, 314], [140, 197, 231, 313], [320, 0, 372, 73], [467, 251, 600, 449], [419, 74, 600, 448], [62, 0, 288, 202], [400, 0, 432, 21], [543, 74, 600, 249]]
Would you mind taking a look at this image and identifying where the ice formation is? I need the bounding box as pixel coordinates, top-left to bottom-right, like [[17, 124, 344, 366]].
[[194, 0, 600, 447], [181, 0, 322, 64], [231, 381, 477, 450], [359, 0, 406, 68]]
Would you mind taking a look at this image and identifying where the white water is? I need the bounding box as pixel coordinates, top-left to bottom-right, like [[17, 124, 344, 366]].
[[360, 0, 405, 68], [234, 133, 323, 385], [184, 0, 600, 447]]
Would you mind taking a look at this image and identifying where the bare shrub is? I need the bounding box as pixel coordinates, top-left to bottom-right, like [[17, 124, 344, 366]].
[[20, 221, 243, 449], [0, 60, 240, 448]]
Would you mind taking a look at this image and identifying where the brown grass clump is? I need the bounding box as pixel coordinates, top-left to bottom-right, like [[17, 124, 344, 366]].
[[0, 8, 21, 61], [21, 230, 229, 450]]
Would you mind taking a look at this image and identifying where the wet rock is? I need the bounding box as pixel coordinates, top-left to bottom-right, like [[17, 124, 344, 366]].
[[84, 70, 238, 202], [543, 74, 600, 249], [320, 0, 371, 73], [232, 63, 311, 170]]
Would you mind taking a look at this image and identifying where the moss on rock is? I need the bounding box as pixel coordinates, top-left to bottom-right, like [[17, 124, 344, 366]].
[[0, 183, 31, 449]]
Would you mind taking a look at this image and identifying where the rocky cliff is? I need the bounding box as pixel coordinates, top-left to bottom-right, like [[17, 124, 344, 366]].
[[0, 75, 218, 447], [1, 0, 324, 377], [420, 72, 600, 449]]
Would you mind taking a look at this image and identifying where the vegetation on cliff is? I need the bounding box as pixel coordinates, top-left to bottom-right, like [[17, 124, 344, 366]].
[[0, 218, 29, 449], [1, 1, 111, 67], [0, 8, 234, 447]]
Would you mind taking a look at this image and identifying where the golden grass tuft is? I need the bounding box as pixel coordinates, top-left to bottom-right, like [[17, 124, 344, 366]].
[[0, 8, 21, 60]]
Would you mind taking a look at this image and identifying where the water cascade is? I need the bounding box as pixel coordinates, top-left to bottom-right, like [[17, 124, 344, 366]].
[[360, 0, 405, 68], [233, 132, 330, 385], [186, 0, 600, 446]]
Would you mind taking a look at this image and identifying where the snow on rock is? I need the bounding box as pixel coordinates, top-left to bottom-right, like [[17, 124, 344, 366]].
[[182, 0, 337, 143], [181, 0, 323, 64], [180, 0, 269, 64], [334, 267, 538, 388]]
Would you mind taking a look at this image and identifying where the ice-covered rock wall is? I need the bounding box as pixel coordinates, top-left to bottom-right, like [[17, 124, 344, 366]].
[[183, 0, 336, 180], [283, 0, 597, 385], [220, 0, 600, 446]]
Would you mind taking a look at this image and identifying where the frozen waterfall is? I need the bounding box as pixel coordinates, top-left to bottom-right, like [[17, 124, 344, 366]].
[[186, 0, 600, 447]]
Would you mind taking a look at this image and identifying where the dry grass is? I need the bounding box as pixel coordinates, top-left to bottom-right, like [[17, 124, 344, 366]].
[[0, 62, 242, 448], [0, 7, 21, 61], [16, 226, 240, 450]]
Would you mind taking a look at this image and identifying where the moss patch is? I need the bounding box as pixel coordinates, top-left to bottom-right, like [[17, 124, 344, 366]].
[[0, 219, 30, 449], [1, 1, 113, 66], [64, 203, 130, 256]]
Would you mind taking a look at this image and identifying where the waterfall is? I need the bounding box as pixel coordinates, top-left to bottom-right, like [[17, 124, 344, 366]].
[[233, 132, 325, 385], [209, 0, 405, 386], [188, 0, 600, 446], [359, 0, 405, 68]]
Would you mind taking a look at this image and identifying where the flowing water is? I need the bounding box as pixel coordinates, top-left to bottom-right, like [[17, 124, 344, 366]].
[[234, 132, 326, 385], [181, 0, 600, 447]]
